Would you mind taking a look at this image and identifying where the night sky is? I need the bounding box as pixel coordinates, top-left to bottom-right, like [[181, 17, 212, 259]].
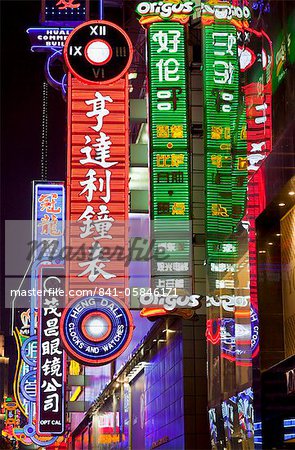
[[1, 1, 67, 339]]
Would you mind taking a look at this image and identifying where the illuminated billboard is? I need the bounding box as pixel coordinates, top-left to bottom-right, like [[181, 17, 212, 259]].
[[202, 17, 247, 264], [27, 27, 73, 52], [62, 20, 134, 365], [137, 6, 193, 306]]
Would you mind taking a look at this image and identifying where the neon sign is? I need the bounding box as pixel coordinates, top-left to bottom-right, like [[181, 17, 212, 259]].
[[29, 0, 88, 93], [221, 395, 237, 441], [206, 304, 259, 366], [64, 21, 131, 289], [250, 305, 259, 358], [60, 296, 134, 365], [208, 408, 218, 445], [62, 21, 134, 365], [237, 388, 254, 440], [206, 319, 220, 345], [37, 267, 65, 435], [136, 0, 195, 319], [206, 295, 249, 312], [34, 182, 64, 258], [136, 0, 196, 26], [239, 29, 273, 176], [240, 20, 273, 366], [40, 0, 89, 25], [201, 2, 251, 25], [34, 183, 65, 443], [146, 21, 192, 300], [1, 397, 21, 444], [27, 28, 73, 52], [203, 18, 247, 263], [35, 183, 65, 441], [64, 21, 132, 289]]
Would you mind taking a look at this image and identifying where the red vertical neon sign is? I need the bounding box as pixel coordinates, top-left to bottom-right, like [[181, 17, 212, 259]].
[[64, 21, 132, 305]]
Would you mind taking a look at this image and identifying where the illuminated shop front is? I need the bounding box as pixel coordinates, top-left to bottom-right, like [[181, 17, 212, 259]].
[[69, 316, 210, 450]]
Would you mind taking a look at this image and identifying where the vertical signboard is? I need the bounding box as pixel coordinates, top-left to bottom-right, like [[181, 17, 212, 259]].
[[202, 1, 273, 445], [136, 1, 195, 301], [37, 267, 65, 435], [34, 182, 65, 255], [13, 182, 65, 446], [241, 26, 273, 321], [35, 182, 65, 438], [201, 0, 253, 373], [202, 9, 247, 265], [202, 2, 247, 434], [240, 30, 272, 178], [64, 21, 132, 296], [237, 388, 254, 440], [65, 76, 129, 293], [61, 21, 134, 366]]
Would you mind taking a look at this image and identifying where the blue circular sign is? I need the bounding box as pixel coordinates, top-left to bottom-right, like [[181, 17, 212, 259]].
[[60, 296, 134, 366]]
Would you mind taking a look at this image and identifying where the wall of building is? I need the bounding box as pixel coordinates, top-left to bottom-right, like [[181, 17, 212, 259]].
[[145, 332, 185, 450]]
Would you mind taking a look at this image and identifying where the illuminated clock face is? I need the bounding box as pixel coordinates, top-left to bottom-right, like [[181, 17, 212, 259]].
[[64, 20, 133, 84], [60, 295, 134, 366]]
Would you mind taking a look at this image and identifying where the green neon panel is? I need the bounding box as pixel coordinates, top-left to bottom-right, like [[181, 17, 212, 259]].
[[148, 22, 188, 151], [203, 22, 249, 265], [148, 22, 191, 289], [203, 24, 240, 239]]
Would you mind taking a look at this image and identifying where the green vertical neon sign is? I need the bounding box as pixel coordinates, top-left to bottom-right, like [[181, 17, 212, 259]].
[[203, 23, 247, 262], [148, 22, 191, 291]]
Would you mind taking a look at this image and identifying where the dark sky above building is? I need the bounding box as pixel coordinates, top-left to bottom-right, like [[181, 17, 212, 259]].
[[1, 1, 67, 222], [1, 1, 67, 340]]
